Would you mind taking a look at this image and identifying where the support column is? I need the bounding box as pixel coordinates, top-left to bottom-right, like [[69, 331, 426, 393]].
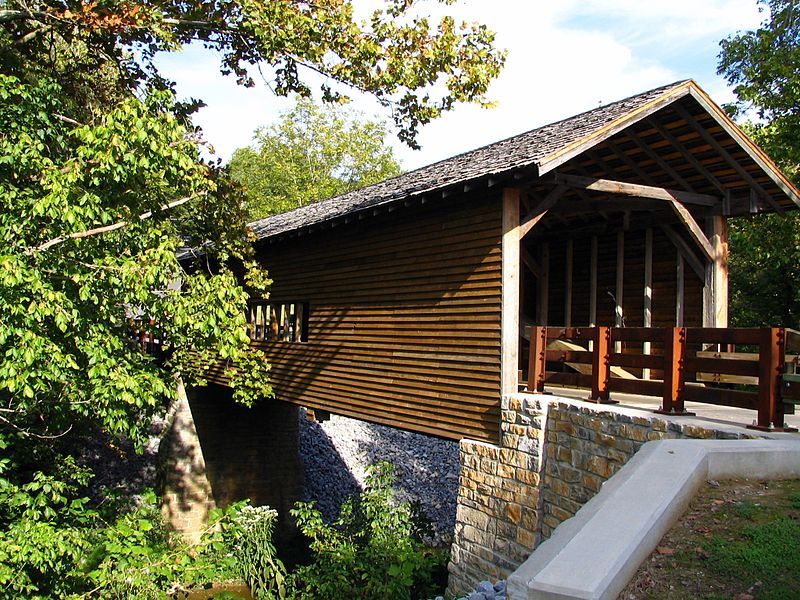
[[502, 188, 521, 397], [703, 216, 729, 328]]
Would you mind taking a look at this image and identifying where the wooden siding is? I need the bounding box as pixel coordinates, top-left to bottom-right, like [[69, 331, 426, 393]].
[[245, 196, 503, 443]]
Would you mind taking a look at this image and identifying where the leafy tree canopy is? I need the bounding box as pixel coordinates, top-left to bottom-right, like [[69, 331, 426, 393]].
[[718, 0, 800, 328], [0, 0, 503, 594], [229, 98, 403, 220], [1, 0, 505, 146]]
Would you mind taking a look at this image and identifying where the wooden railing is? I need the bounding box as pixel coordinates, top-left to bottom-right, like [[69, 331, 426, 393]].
[[132, 318, 165, 359], [526, 326, 800, 432]]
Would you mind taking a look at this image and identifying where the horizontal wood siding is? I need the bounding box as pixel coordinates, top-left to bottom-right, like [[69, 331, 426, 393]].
[[246, 197, 503, 443]]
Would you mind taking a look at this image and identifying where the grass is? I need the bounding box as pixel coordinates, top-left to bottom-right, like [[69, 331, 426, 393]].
[[623, 479, 800, 599]]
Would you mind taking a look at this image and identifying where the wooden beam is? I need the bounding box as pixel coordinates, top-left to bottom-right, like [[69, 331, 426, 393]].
[[624, 130, 696, 192], [565, 239, 573, 327], [676, 254, 685, 327], [750, 188, 761, 214], [660, 225, 705, 280], [521, 246, 542, 278], [520, 185, 567, 238], [673, 103, 785, 214], [590, 236, 598, 327], [615, 231, 624, 353], [645, 117, 728, 196], [604, 139, 657, 184], [708, 216, 729, 328], [666, 197, 715, 261], [501, 188, 521, 396], [553, 173, 718, 207]]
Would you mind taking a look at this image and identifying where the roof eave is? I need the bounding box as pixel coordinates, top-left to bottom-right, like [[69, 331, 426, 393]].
[[685, 83, 800, 210], [535, 81, 694, 178]]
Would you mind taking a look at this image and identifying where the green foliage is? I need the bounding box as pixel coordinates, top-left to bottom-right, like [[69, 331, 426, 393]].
[[718, 1, 800, 328], [289, 462, 447, 600], [1, 0, 505, 146], [719, 0, 800, 179], [728, 211, 800, 328], [229, 98, 403, 220], [0, 74, 270, 445], [0, 474, 241, 599], [218, 505, 287, 599]]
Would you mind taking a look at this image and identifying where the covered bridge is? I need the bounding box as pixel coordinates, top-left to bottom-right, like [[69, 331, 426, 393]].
[[207, 79, 800, 445]]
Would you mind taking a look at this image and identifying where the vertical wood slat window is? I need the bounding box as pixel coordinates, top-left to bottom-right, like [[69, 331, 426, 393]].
[[247, 301, 309, 343]]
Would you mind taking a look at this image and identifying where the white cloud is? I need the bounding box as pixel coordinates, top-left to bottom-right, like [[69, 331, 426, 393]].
[[153, 0, 765, 169]]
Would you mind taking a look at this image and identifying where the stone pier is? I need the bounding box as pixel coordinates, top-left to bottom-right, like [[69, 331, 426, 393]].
[[159, 382, 303, 547]]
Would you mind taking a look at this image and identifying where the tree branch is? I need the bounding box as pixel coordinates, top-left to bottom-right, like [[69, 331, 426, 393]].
[[25, 193, 203, 255]]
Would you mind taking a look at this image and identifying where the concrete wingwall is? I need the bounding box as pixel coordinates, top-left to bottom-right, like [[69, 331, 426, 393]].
[[447, 393, 759, 595]]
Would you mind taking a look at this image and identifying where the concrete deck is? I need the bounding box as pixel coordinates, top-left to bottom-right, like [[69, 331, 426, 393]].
[[540, 385, 800, 432]]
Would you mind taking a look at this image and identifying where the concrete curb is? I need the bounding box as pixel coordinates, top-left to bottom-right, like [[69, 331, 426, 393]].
[[507, 438, 800, 600]]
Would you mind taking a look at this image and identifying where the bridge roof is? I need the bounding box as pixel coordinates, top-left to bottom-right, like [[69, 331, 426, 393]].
[[249, 80, 800, 242]]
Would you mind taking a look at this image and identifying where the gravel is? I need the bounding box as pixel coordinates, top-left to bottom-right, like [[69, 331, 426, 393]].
[[298, 410, 460, 544], [435, 580, 507, 600]]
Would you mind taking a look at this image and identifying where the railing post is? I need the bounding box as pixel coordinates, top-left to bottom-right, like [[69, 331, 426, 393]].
[[750, 327, 796, 431], [589, 326, 610, 402], [528, 326, 547, 393], [657, 327, 692, 415]]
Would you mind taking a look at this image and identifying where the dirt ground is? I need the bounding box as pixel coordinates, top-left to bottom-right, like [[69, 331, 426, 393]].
[[621, 478, 800, 600]]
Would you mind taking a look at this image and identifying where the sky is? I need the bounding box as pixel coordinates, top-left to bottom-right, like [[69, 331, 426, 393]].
[[153, 0, 765, 171]]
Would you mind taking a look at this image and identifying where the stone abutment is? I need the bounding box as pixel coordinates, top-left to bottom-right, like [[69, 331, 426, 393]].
[[446, 393, 758, 595]]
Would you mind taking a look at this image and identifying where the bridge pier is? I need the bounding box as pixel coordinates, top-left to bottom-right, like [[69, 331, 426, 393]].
[[159, 381, 303, 548]]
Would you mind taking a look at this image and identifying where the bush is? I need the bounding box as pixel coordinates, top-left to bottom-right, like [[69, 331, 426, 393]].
[[288, 462, 448, 600], [218, 504, 287, 599]]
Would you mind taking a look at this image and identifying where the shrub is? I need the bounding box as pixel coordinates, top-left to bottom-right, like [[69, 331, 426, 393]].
[[288, 462, 448, 600], [218, 504, 287, 599]]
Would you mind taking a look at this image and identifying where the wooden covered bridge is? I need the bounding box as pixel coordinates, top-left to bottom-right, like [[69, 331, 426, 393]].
[[201, 79, 800, 444]]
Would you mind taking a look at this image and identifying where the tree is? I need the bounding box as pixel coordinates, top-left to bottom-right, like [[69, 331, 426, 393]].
[[1, 0, 505, 146], [0, 0, 503, 595], [229, 99, 403, 220], [718, 0, 800, 328]]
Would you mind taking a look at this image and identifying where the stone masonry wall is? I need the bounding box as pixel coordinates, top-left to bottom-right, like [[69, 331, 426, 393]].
[[539, 401, 755, 540], [447, 396, 547, 593], [160, 383, 304, 548], [447, 394, 760, 595]]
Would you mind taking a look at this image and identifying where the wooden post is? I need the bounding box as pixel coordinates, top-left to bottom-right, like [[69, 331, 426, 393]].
[[590, 326, 610, 402], [539, 242, 550, 325], [502, 188, 521, 397], [710, 216, 728, 328], [589, 236, 598, 352], [565, 239, 573, 327], [657, 327, 692, 415], [643, 228, 653, 379], [615, 231, 624, 353], [750, 328, 793, 431], [528, 326, 547, 393], [676, 254, 685, 327]]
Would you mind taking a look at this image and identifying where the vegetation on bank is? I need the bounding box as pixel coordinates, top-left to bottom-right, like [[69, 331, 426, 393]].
[[0, 461, 447, 599], [624, 479, 800, 600]]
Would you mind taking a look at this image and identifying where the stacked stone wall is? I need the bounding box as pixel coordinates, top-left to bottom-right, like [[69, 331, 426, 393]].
[[448, 396, 547, 593], [539, 401, 755, 539], [448, 395, 759, 595]]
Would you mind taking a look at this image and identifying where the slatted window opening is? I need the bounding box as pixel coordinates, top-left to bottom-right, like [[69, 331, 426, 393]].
[[247, 301, 309, 343]]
